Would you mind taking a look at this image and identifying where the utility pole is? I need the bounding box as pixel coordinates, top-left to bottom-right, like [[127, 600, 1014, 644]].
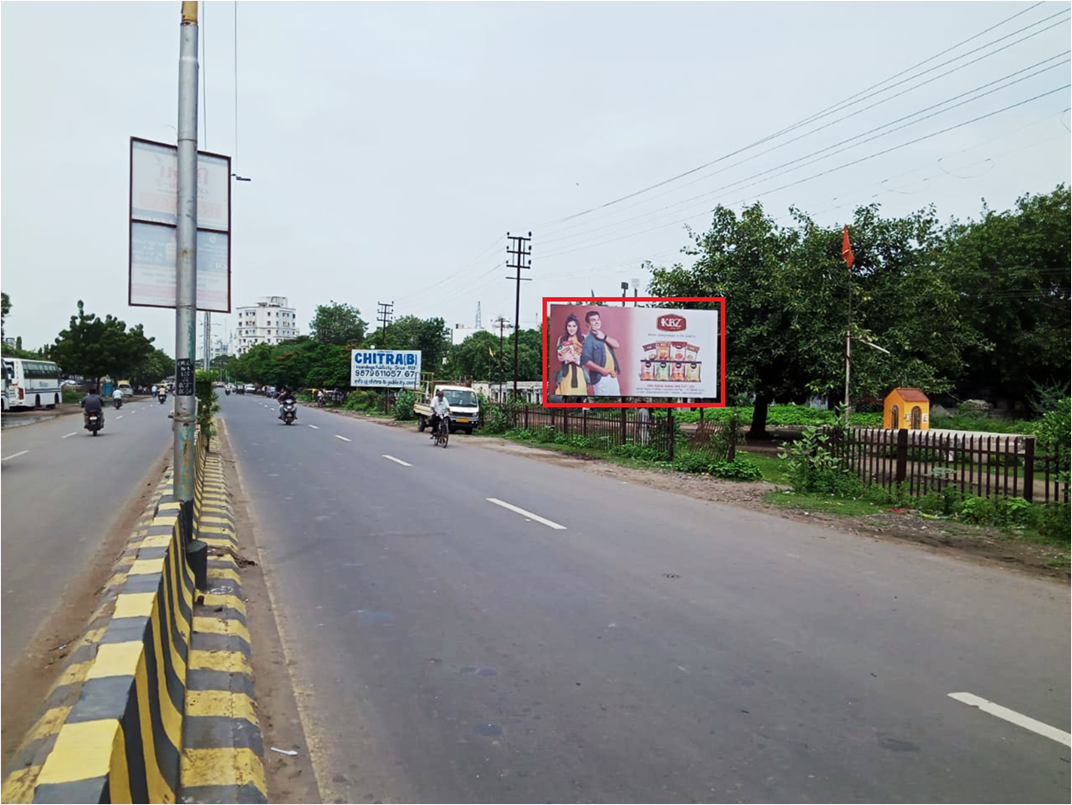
[[621, 281, 629, 307], [506, 232, 531, 400], [175, 0, 200, 544], [494, 315, 510, 403], [376, 301, 394, 347], [376, 301, 394, 414]]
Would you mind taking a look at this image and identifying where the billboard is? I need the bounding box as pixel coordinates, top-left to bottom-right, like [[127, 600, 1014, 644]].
[[128, 137, 232, 312], [543, 297, 725, 407], [351, 350, 422, 389]]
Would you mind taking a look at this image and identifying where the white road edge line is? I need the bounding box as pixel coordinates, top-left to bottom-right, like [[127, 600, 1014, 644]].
[[486, 498, 566, 530], [949, 692, 1071, 747], [1, 450, 30, 461], [334, 435, 351, 442], [308, 424, 319, 429], [382, 455, 412, 467], [61, 432, 78, 439]]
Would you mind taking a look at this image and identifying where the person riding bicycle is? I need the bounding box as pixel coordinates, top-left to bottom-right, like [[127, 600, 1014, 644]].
[[429, 388, 451, 439]]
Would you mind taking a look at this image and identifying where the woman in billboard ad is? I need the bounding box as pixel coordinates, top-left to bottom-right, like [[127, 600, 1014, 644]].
[[553, 313, 589, 396], [547, 303, 719, 398]]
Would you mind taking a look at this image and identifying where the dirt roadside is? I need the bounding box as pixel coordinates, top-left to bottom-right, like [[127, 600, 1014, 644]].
[[318, 406, 1069, 583], [216, 417, 322, 804]]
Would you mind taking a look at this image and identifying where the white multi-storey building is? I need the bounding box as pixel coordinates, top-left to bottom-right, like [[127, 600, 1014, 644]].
[[231, 296, 300, 355]]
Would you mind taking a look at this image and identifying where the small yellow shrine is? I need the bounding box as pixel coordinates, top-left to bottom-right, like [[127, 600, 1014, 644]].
[[884, 388, 930, 430]]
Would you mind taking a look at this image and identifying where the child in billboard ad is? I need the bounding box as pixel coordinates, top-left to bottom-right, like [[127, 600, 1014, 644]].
[[547, 303, 719, 399]]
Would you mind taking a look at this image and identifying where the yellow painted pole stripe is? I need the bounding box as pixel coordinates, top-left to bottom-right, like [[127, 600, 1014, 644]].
[[200, 593, 246, 614], [185, 690, 258, 724], [0, 765, 38, 804], [114, 592, 157, 620], [86, 641, 143, 680], [192, 616, 251, 644], [36, 719, 121, 784], [188, 650, 252, 675], [206, 568, 241, 585], [180, 747, 266, 791]]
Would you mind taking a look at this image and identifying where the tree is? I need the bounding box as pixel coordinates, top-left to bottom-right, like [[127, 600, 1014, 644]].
[[367, 315, 450, 370], [1, 291, 9, 338], [133, 348, 173, 387], [309, 302, 367, 346], [446, 331, 501, 380], [939, 185, 1071, 408], [50, 301, 156, 385], [650, 202, 983, 435]]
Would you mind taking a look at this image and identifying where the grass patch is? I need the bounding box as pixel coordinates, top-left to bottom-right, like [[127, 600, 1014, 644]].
[[737, 450, 790, 484], [762, 490, 887, 517]]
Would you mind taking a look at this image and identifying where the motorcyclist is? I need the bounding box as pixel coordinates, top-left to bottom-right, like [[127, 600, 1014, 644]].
[[316, 389, 326, 408], [429, 388, 451, 439], [112, 386, 124, 408], [81, 387, 105, 428], [151, 384, 158, 397], [277, 385, 296, 420]]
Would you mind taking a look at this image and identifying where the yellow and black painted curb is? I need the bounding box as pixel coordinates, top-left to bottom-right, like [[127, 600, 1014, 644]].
[[2, 433, 266, 804], [177, 446, 268, 804], [0, 472, 173, 804], [30, 496, 196, 803]]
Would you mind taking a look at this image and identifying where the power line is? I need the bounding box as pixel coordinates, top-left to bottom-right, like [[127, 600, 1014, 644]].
[[536, 84, 1070, 261], [533, 2, 1055, 230], [539, 53, 1070, 250], [540, 15, 1070, 243]]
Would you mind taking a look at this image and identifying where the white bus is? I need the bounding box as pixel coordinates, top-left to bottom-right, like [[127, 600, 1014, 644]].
[[2, 358, 63, 409]]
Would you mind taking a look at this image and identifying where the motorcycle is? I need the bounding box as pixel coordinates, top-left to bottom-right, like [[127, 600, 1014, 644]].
[[113, 396, 123, 409], [316, 395, 326, 409], [224, 387, 231, 396], [85, 411, 103, 436], [280, 398, 298, 425], [158, 392, 167, 404]]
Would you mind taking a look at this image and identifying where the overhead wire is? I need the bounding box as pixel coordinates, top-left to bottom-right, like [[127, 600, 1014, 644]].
[[539, 52, 1070, 249], [539, 13, 1070, 242], [532, 1, 1052, 230], [536, 84, 1071, 261]]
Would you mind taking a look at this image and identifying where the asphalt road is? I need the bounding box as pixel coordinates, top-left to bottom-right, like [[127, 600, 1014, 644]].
[[0, 398, 171, 678], [222, 395, 1070, 803]]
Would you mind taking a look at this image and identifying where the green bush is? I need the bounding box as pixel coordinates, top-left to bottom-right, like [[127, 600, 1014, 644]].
[[1036, 397, 1070, 453], [708, 457, 764, 481], [778, 425, 862, 495], [194, 369, 220, 446], [482, 397, 522, 434], [62, 386, 82, 404], [611, 443, 671, 463], [393, 390, 416, 421]]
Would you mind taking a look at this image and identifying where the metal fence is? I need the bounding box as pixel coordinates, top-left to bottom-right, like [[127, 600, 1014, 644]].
[[827, 428, 1069, 505], [491, 405, 739, 463]]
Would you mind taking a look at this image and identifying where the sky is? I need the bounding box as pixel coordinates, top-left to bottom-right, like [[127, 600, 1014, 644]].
[[2, 1, 1070, 355]]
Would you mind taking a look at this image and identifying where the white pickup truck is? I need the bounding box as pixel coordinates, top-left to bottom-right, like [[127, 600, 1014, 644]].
[[414, 383, 481, 435]]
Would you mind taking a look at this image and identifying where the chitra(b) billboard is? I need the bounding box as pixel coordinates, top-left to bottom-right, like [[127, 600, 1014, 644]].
[[544, 298, 725, 406]]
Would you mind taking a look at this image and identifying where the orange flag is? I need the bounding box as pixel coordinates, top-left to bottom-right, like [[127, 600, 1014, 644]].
[[841, 225, 854, 268]]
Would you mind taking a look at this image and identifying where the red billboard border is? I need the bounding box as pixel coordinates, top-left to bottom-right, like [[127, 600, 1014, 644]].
[[541, 297, 726, 408]]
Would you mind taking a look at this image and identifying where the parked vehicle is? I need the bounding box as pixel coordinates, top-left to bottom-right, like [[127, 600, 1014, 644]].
[[414, 381, 480, 435], [85, 411, 103, 436]]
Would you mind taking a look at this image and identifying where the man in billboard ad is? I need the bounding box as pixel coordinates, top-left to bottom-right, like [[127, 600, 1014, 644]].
[[545, 300, 722, 403], [580, 310, 621, 396]]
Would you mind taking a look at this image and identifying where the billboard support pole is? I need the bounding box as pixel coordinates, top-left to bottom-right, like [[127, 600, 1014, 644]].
[[174, 0, 199, 544]]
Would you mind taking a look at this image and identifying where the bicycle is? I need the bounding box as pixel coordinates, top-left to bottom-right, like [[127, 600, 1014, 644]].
[[434, 416, 450, 448]]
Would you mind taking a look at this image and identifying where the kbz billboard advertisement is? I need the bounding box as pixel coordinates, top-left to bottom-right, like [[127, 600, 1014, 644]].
[[543, 298, 725, 407], [351, 350, 421, 389]]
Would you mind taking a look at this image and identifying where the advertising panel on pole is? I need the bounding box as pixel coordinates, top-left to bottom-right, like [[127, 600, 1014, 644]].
[[543, 297, 725, 408], [128, 136, 232, 312], [351, 350, 422, 389]]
